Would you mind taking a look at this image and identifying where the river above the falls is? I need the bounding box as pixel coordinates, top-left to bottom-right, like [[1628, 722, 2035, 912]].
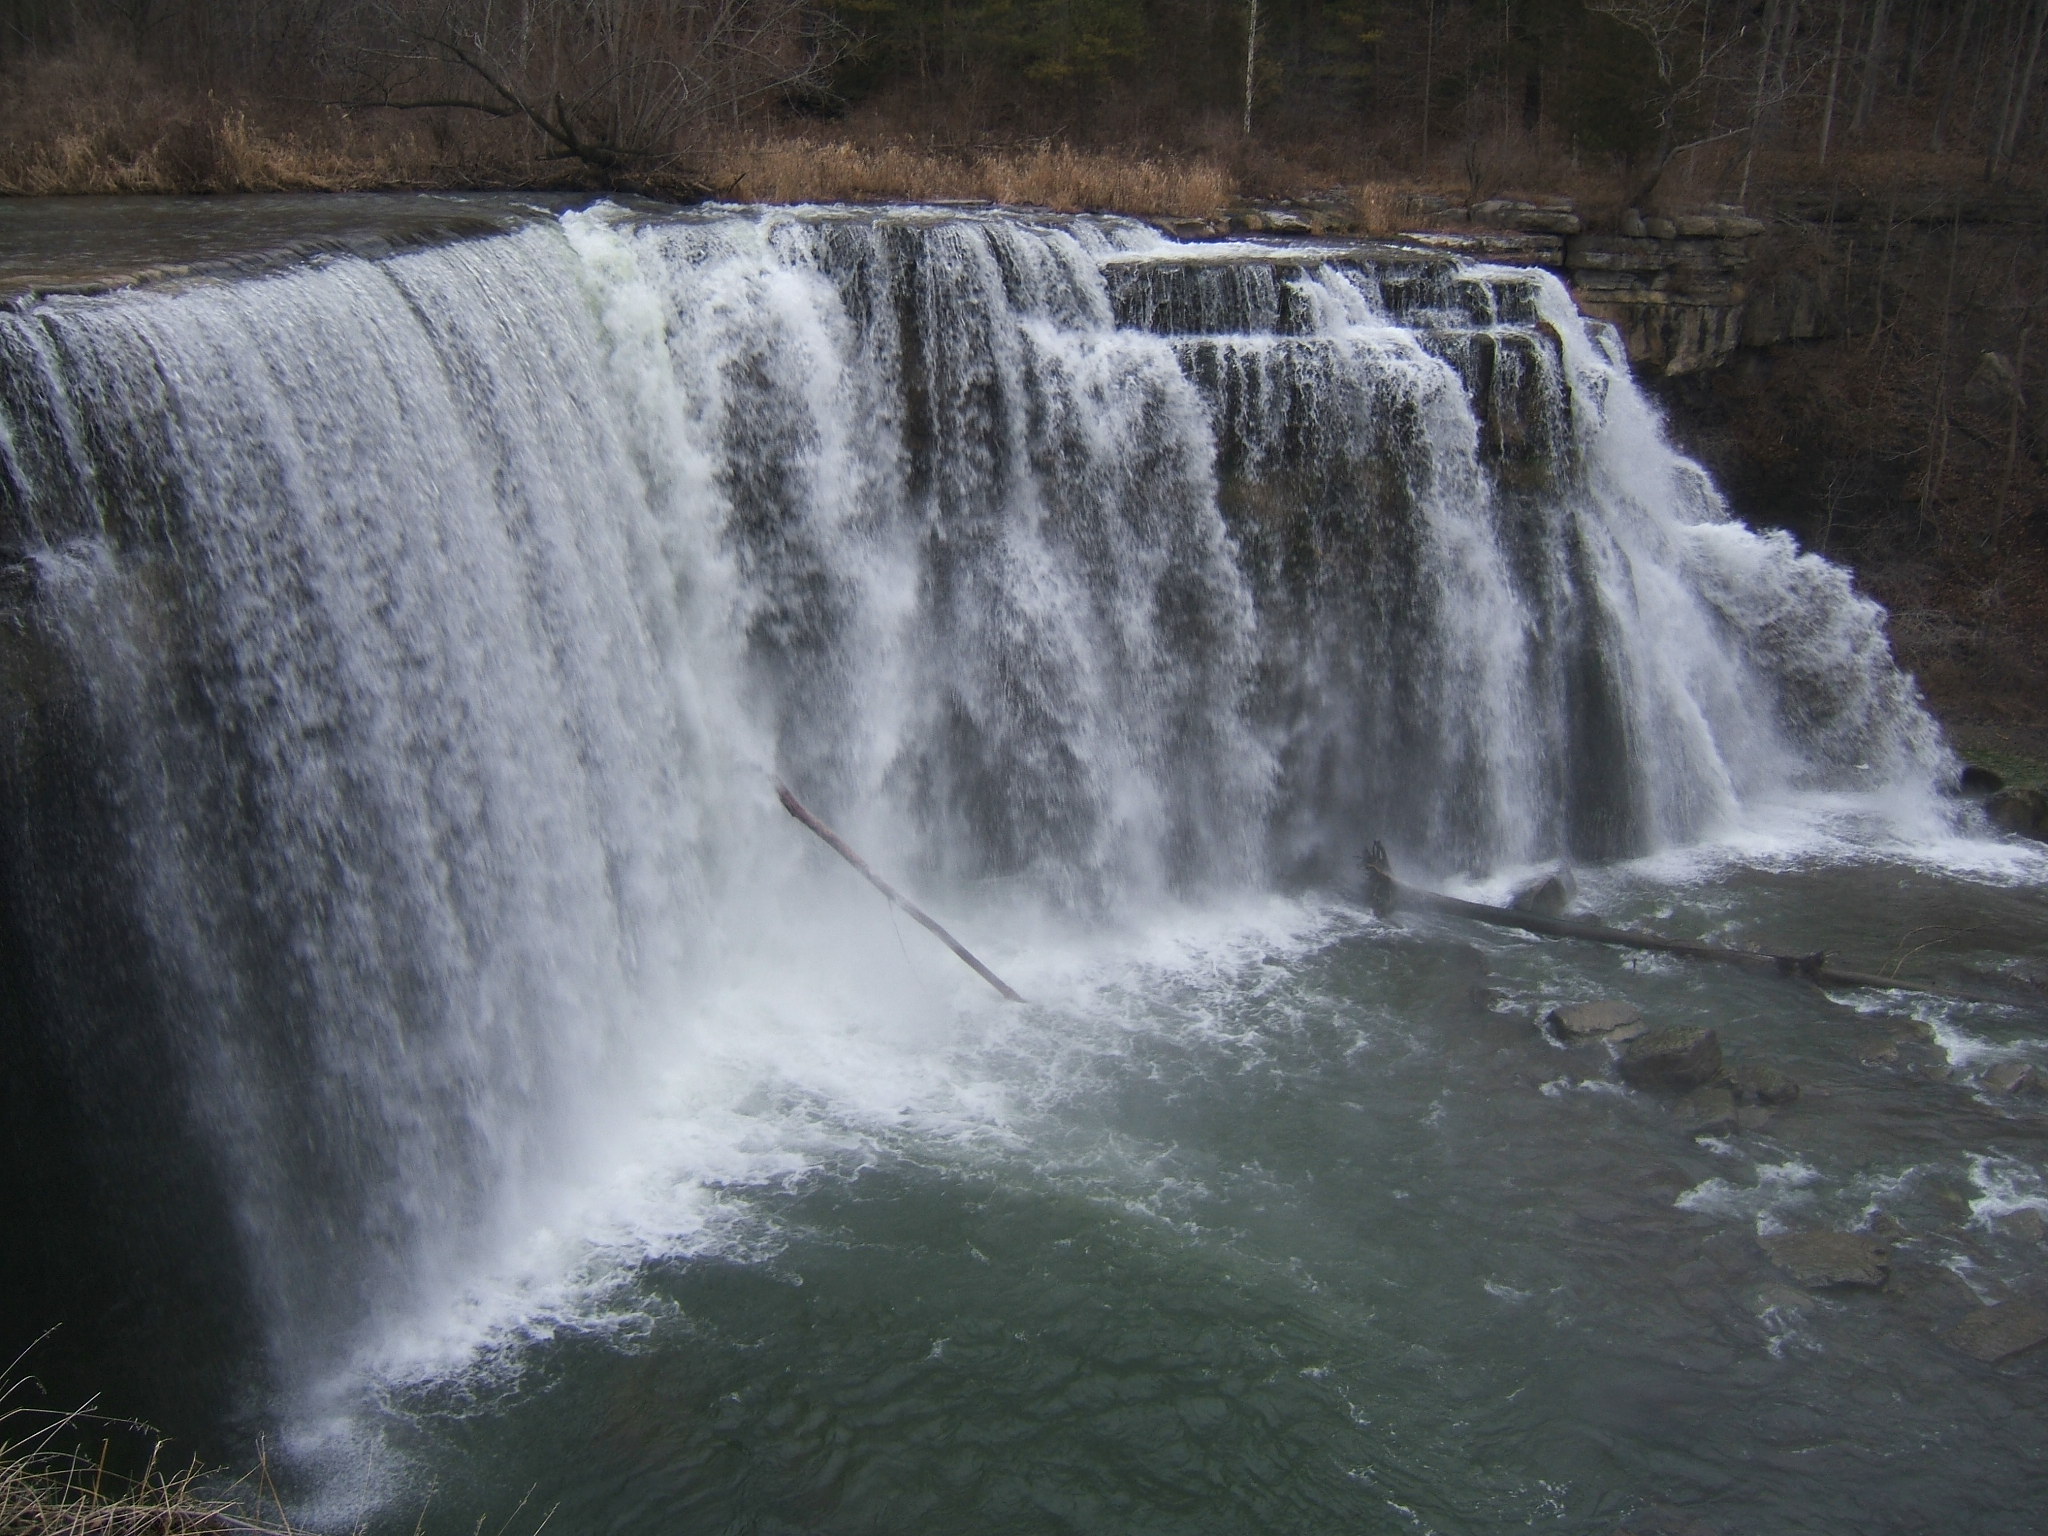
[[1, 196, 2043, 1535]]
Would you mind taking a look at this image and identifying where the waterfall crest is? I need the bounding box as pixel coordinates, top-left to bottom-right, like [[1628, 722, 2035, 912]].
[[0, 203, 1946, 1411]]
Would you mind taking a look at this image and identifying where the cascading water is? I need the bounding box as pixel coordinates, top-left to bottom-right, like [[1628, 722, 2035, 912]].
[[0, 203, 1952, 1451]]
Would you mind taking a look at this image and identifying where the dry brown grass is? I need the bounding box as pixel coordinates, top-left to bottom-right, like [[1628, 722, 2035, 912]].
[[723, 137, 1236, 216], [3, 112, 419, 196], [0, 1375, 296, 1536], [0, 45, 538, 196], [1347, 182, 1413, 236]]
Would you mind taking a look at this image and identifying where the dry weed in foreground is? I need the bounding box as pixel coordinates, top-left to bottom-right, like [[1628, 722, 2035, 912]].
[[728, 139, 1235, 217], [1348, 182, 1411, 236], [0, 1380, 294, 1536]]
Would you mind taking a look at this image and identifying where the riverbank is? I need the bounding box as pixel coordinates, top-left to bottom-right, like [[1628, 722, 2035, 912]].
[[0, 1403, 290, 1536]]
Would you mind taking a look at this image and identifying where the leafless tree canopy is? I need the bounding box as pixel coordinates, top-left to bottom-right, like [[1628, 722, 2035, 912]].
[[345, 1, 845, 177], [7, 0, 2048, 186]]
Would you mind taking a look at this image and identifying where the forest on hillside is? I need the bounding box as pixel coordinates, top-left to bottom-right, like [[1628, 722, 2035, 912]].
[[1, 0, 2045, 190], [2, 0, 2045, 733]]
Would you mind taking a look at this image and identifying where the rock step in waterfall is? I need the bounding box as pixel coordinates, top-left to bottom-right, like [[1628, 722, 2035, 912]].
[[0, 204, 1947, 1422]]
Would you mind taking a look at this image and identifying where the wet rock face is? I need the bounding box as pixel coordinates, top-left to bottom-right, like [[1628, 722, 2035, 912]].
[[1619, 1027, 1723, 1090], [1762, 1231, 1890, 1289], [1563, 215, 1763, 377], [1948, 1302, 2048, 1363], [1985, 786, 2048, 840], [1958, 762, 2005, 795]]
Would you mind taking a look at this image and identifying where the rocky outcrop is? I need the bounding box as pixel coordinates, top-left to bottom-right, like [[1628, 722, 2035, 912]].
[[1563, 207, 1773, 375], [1389, 201, 1774, 375], [1153, 193, 1773, 374]]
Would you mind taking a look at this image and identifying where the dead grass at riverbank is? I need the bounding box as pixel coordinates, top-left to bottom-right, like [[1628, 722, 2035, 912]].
[[0, 47, 533, 196], [718, 137, 1236, 215], [0, 1381, 294, 1536]]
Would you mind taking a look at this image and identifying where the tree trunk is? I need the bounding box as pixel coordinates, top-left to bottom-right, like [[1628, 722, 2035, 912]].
[[1931, 0, 1981, 149], [776, 784, 1025, 1003], [1821, 0, 1848, 161], [1853, 0, 1894, 132], [1360, 856, 2036, 1007], [1992, 0, 2048, 173]]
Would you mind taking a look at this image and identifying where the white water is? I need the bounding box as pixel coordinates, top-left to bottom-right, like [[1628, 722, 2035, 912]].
[[0, 203, 1964, 1435]]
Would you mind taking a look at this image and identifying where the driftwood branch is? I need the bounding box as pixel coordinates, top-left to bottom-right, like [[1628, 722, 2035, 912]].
[[777, 783, 1025, 1003], [1361, 847, 2031, 1009]]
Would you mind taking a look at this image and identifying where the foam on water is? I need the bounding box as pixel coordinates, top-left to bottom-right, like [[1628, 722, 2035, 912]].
[[1968, 1154, 2048, 1225]]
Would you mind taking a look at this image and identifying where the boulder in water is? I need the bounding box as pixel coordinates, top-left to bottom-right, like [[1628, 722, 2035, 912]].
[[1761, 1230, 1889, 1288], [1619, 1027, 1723, 1090], [1948, 1302, 2048, 1363], [1511, 868, 1577, 917], [1986, 786, 2048, 839], [1546, 999, 1641, 1042]]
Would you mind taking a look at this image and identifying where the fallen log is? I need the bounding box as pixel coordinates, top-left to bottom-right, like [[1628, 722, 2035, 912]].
[[1360, 843, 2030, 1009], [777, 782, 1025, 1003]]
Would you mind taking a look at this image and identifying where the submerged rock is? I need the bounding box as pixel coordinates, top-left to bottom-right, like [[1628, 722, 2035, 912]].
[[1748, 1282, 1814, 1314], [1761, 1230, 1890, 1289], [1547, 999, 1642, 1041], [1674, 1084, 1737, 1136], [1998, 1208, 2048, 1242], [1947, 1302, 2048, 1363], [1619, 1027, 1723, 1090], [1729, 1063, 1801, 1106], [1979, 1061, 2040, 1096]]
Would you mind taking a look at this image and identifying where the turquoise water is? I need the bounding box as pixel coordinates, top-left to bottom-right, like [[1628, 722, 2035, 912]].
[[332, 822, 2048, 1536]]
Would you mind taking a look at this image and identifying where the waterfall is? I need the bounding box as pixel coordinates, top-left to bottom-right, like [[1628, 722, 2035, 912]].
[[0, 203, 1945, 1420]]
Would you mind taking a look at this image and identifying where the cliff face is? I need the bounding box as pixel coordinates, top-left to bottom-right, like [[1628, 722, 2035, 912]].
[[1389, 199, 1828, 376], [1172, 188, 2046, 738]]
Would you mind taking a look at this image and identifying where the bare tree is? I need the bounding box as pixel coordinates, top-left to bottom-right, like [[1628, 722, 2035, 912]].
[[348, 0, 845, 184], [1585, 0, 1749, 204]]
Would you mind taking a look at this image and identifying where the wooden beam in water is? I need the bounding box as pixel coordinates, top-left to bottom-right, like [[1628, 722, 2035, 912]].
[[1361, 844, 2030, 1010], [777, 782, 1026, 1003]]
